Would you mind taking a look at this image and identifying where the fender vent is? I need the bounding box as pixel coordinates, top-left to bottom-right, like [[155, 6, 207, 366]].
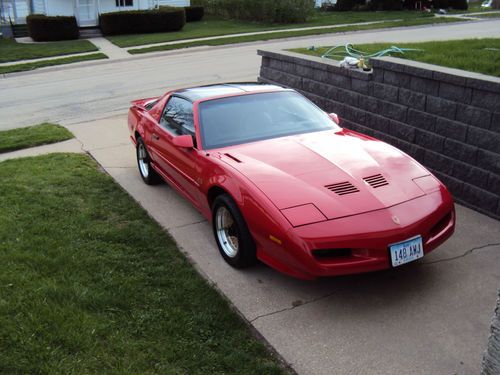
[[325, 181, 359, 196], [363, 174, 389, 188], [224, 153, 242, 163]]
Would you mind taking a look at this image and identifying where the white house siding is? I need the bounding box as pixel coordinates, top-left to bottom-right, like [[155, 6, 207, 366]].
[[97, 0, 190, 13], [45, 0, 74, 16], [32, 0, 190, 17], [158, 0, 190, 6], [33, 0, 46, 13], [27, 0, 190, 26], [1, 0, 30, 22], [92, 0, 190, 14]]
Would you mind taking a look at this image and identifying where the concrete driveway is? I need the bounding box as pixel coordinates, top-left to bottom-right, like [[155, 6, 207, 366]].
[[66, 116, 500, 375]]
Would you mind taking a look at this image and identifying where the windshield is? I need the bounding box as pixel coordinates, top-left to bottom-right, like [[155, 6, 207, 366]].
[[198, 91, 339, 149]]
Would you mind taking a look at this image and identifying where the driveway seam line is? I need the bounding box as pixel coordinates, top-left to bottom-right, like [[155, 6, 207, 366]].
[[250, 291, 336, 323], [169, 220, 208, 230], [421, 242, 500, 265]]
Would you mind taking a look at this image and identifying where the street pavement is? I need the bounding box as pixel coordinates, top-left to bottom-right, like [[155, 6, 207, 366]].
[[1, 19, 500, 130], [1, 20, 500, 374]]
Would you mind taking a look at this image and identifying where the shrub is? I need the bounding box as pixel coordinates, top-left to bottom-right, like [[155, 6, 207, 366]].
[[449, 0, 467, 9], [334, 0, 364, 11], [27, 14, 78, 41], [185, 6, 205, 22], [191, 0, 315, 23], [366, 0, 404, 10], [99, 8, 185, 36], [432, 0, 449, 8]]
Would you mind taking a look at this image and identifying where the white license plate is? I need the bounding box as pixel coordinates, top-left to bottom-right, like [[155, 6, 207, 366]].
[[389, 236, 424, 267]]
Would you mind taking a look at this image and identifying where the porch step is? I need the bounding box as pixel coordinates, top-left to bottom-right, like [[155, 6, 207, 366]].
[[79, 28, 103, 39], [12, 24, 29, 38]]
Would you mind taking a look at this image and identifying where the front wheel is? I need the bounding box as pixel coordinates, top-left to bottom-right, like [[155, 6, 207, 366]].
[[136, 137, 161, 185], [212, 194, 256, 268]]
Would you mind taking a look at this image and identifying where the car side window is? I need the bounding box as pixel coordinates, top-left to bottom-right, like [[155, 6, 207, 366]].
[[160, 96, 195, 137]]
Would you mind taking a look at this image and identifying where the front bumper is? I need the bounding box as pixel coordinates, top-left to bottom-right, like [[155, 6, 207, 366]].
[[257, 190, 455, 279]]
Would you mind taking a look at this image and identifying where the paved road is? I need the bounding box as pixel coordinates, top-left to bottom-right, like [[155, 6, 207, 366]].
[[1, 19, 500, 130], [1, 20, 500, 375]]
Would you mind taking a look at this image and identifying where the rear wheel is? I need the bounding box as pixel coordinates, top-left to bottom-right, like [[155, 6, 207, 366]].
[[136, 137, 161, 185], [212, 194, 256, 268]]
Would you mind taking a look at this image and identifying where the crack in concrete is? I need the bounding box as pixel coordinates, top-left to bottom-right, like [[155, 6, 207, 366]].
[[250, 242, 500, 324], [170, 219, 207, 230], [421, 242, 500, 265], [102, 166, 134, 169], [86, 142, 131, 152], [250, 291, 336, 324]]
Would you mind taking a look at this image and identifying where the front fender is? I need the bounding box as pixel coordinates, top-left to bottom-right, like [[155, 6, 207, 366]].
[[203, 157, 302, 276]]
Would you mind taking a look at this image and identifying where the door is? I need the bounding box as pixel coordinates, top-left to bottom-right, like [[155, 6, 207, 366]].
[[75, 0, 97, 27], [152, 96, 202, 205]]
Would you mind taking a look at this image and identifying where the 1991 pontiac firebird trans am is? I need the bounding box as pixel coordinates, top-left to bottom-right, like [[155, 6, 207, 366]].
[[128, 83, 455, 280]]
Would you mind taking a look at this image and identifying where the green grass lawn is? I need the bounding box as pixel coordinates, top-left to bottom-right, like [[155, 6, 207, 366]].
[[0, 153, 287, 374], [0, 123, 74, 153], [0, 39, 98, 63], [0, 53, 108, 74], [128, 16, 464, 54], [475, 12, 500, 18], [109, 11, 434, 48], [291, 38, 500, 77]]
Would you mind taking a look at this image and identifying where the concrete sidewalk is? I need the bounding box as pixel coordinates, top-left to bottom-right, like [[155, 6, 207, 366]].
[[63, 115, 500, 375], [0, 138, 83, 161]]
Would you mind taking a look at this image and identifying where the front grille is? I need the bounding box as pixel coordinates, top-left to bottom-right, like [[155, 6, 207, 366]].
[[430, 211, 452, 237], [312, 248, 352, 260], [325, 181, 359, 196], [363, 174, 389, 188]]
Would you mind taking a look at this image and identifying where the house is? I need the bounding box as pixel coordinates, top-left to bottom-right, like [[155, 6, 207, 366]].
[[0, 0, 190, 27], [315, 0, 337, 6]]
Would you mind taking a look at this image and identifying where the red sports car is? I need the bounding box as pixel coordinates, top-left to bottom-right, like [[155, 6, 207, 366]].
[[128, 83, 455, 280]]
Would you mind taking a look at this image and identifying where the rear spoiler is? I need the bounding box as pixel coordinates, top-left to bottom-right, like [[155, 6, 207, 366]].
[[130, 97, 159, 110]]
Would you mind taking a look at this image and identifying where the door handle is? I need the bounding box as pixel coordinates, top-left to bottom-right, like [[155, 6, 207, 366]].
[[152, 133, 160, 140]]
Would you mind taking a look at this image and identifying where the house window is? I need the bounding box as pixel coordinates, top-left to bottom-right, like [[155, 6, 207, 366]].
[[116, 0, 133, 6]]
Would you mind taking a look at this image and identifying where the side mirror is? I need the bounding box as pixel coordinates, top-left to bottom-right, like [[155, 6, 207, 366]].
[[328, 113, 340, 125], [172, 135, 194, 148]]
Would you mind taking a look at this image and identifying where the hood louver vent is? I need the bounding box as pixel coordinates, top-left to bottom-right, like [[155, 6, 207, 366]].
[[224, 153, 242, 163], [325, 181, 359, 196], [364, 174, 389, 188]]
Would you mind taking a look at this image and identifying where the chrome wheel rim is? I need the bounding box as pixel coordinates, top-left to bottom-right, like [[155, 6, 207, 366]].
[[215, 206, 239, 258], [137, 143, 149, 178]]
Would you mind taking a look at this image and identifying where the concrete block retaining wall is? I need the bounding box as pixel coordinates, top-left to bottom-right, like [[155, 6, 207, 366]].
[[257, 49, 500, 220]]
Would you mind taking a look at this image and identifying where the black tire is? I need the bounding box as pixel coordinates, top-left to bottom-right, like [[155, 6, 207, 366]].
[[136, 137, 161, 185], [212, 194, 257, 268]]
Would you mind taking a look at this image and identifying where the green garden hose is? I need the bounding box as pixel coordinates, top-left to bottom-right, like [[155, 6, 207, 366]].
[[319, 43, 423, 60]]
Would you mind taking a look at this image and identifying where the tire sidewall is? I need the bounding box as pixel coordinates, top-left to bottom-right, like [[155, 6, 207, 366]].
[[212, 194, 256, 268], [136, 137, 159, 185]]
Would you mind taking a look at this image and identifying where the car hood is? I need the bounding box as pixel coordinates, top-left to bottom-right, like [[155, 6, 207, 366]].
[[217, 129, 431, 220]]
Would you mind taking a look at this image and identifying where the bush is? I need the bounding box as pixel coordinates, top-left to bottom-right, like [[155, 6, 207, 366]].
[[191, 0, 315, 23], [27, 14, 78, 41], [334, 0, 365, 11], [366, 0, 404, 10], [185, 6, 205, 22], [448, 0, 467, 9], [99, 8, 185, 36]]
